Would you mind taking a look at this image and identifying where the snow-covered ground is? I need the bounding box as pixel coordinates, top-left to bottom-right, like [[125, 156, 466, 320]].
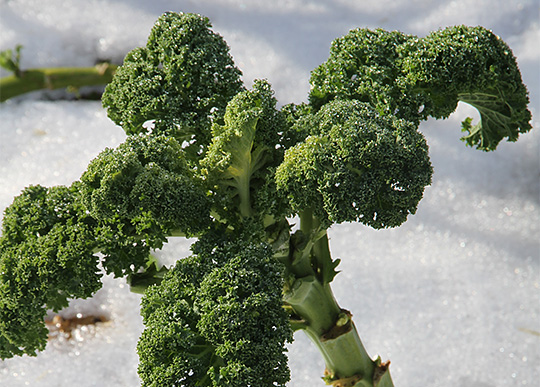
[[0, 1, 538, 386]]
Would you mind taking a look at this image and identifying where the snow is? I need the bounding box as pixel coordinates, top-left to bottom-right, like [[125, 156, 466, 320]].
[[0, 0, 538, 386]]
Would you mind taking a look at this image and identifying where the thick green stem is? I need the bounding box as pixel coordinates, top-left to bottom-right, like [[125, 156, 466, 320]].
[[285, 275, 392, 386], [0, 63, 117, 102], [284, 210, 394, 386], [236, 171, 252, 218], [299, 208, 315, 235]]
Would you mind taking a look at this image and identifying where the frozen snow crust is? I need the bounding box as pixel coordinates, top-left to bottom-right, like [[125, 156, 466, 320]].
[[0, 0, 538, 386]]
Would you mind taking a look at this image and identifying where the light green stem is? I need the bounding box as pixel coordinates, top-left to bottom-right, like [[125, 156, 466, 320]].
[[0, 63, 117, 102], [236, 171, 252, 218], [283, 210, 394, 386]]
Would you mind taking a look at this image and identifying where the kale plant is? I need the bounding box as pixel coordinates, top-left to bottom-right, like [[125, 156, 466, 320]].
[[0, 12, 532, 387]]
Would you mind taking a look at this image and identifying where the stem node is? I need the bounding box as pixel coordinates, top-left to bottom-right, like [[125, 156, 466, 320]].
[[323, 370, 362, 387], [321, 309, 353, 341]]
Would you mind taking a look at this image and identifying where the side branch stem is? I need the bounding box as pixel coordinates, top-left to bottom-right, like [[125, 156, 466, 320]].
[[0, 63, 117, 102]]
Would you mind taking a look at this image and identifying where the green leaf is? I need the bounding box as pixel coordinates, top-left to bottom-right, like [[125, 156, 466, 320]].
[[459, 91, 532, 151], [0, 45, 22, 76], [127, 255, 168, 294]]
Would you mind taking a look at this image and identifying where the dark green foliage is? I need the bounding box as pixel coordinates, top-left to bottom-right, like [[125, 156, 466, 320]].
[[102, 12, 244, 150], [309, 26, 532, 150], [81, 134, 212, 276], [0, 184, 101, 358], [0, 11, 532, 386], [137, 234, 292, 386], [137, 253, 217, 386], [309, 28, 421, 121], [279, 102, 312, 146], [196, 243, 292, 385], [399, 25, 532, 150], [276, 100, 433, 229]]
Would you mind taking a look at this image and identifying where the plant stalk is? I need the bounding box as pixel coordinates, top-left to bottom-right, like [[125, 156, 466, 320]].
[[0, 63, 117, 102], [283, 210, 394, 386]]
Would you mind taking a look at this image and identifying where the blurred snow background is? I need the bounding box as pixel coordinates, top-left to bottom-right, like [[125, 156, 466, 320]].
[[0, 0, 539, 386]]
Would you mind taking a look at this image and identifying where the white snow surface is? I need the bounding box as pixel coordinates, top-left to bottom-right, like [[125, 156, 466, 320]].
[[0, 0, 539, 386]]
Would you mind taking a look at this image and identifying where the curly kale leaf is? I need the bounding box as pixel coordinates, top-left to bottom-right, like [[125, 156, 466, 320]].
[[102, 12, 244, 151], [81, 134, 211, 276], [276, 100, 432, 229], [310, 26, 532, 151], [201, 79, 293, 222], [399, 25, 532, 150], [308, 28, 422, 121], [0, 184, 101, 358], [137, 234, 292, 386]]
